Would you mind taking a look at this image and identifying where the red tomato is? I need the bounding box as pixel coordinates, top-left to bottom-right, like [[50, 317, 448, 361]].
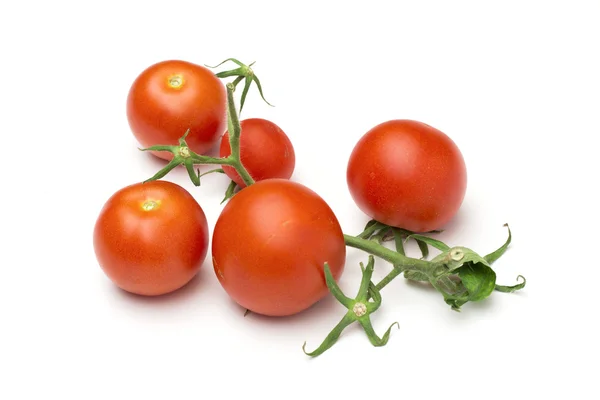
[[347, 119, 467, 232], [211, 179, 346, 316], [93, 180, 209, 296], [219, 118, 295, 188], [126, 60, 226, 160]]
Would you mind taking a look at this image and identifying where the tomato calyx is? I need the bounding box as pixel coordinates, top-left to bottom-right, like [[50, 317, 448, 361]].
[[140, 83, 255, 189], [206, 58, 273, 114], [302, 256, 399, 358], [344, 223, 526, 313]]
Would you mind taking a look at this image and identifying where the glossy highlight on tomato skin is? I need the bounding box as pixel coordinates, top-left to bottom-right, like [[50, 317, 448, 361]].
[[347, 119, 467, 233], [219, 118, 296, 188], [211, 179, 346, 317], [93, 180, 209, 296], [126, 60, 227, 160]]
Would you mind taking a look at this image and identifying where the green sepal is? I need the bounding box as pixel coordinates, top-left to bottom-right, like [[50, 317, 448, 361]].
[[484, 224, 512, 264], [358, 220, 387, 239], [405, 233, 450, 252], [365, 282, 382, 313], [302, 256, 398, 357], [142, 157, 182, 183], [184, 159, 200, 186], [251, 74, 273, 107], [205, 57, 246, 69], [356, 257, 375, 301], [392, 228, 406, 256], [138, 144, 179, 153], [206, 58, 273, 113], [215, 67, 246, 79], [302, 313, 355, 357], [323, 262, 354, 309], [416, 239, 429, 259], [199, 168, 225, 178], [495, 275, 526, 293], [364, 219, 377, 231], [358, 317, 400, 347], [239, 72, 253, 113], [178, 129, 191, 146], [221, 180, 237, 204]]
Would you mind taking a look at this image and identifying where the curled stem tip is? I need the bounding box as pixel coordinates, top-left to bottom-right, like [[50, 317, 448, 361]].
[[302, 315, 354, 357], [495, 275, 526, 293], [484, 224, 512, 264]]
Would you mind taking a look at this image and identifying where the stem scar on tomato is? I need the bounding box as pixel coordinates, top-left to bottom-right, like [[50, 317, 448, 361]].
[[141, 200, 160, 211], [167, 74, 184, 89]]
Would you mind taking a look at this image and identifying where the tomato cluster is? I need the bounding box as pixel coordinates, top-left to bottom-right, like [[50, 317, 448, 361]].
[[91, 58, 519, 357]]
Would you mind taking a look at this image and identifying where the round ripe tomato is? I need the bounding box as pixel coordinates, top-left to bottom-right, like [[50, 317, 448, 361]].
[[347, 119, 467, 233], [93, 180, 209, 296], [126, 60, 226, 160], [219, 118, 295, 188], [212, 179, 346, 316]]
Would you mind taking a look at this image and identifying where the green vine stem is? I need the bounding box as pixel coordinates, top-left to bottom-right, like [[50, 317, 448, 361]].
[[344, 234, 434, 284], [140, 83, 255, 187], [224, 83, 254, 186]]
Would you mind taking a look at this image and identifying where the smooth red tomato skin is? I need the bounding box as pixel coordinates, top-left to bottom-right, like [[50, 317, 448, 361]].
[[219, 118, 296, 188], [93, 180, 209, 296], [347, 120, 467, 233], [212, 179, 346, 317], [126, 60, 226, 160]]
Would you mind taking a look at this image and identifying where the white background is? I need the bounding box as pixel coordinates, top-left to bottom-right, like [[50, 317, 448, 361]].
[[1, 1, 599, 399]]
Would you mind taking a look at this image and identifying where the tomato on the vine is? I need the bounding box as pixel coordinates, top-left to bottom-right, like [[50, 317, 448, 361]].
[[347, 119, 467, 232], [219, 118, 295, 188], [126, 60, 227, 160], [93, 180, 209, 296], [211, 179, 346, 316]]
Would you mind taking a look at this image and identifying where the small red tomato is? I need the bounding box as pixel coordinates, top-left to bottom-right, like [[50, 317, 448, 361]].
[[126, 60, 227, 160], [93, 180, 209, 296], [211, 179, 346, 316], [219, 118, 295, 187], [347, 119, 467, 232]]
